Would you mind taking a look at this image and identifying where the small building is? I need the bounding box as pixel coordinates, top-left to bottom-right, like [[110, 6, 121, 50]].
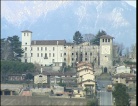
[[42, 71, 76, 87], [112, 73, 136, 87], [76, 62, 96, 97], [114, 65, 131, 75], [8, 74, 26, 81], [72, 87, 84, 97], [0, 84, 23, 96], [61, 77, 77, 87], [34, 74, 47, 84]]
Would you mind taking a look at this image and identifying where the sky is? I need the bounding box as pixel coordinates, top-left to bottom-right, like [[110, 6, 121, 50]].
[[126, 1, 136, 7]]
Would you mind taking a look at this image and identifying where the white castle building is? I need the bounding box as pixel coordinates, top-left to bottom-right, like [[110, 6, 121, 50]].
[[21, 30, 114, 72]]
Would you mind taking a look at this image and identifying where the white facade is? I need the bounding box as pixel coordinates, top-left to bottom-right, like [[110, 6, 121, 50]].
[[34, 74, 47, 84], [21, 30, 65, 66], [21, 30, 114, 69], [115, 65, 131, 74]]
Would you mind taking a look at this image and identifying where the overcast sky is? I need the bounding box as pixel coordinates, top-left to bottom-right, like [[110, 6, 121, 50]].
[[126, 1, 136, 7]]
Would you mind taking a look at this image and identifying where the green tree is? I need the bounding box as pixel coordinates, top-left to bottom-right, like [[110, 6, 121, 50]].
[[73, 31, 83, 45], [91, 30, 107, 45], [113, 83, 130, 106], [7, 35, 24, 61], [25, 73, 34, 80]]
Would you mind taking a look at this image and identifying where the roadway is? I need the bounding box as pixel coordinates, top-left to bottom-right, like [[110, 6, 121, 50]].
[[96, 80, 113, 106]]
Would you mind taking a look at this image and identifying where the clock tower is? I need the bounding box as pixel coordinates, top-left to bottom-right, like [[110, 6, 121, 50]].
[[100, 35, 114, 72]]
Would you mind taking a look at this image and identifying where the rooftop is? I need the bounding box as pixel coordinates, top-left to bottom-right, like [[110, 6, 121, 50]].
[[21, 30, 32, 33], [100, 35, 114, 39], [31, 40, 66, 45]]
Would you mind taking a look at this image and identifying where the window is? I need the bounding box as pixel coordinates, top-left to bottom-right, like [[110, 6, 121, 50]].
[[37, 47, 39, 51], [64, 46, 66, 49], [41, 53, 43, 57], [76, 52, 78, 55], [72, 47, 73, 49], [72, 58, 74, 61], [31, 53, 33, 57], [25, 59, 27, 63], [105, 39, 107, 42], [25, 43, 27, 45], [52, 59, 55, 62], [25, 53, 27, 57], [85, 58, 87, 61], [64, 53, 66, 55], [61, 53, 62, 57], [108, 39, 110, 42], [31, 47, 32, 51], [53, 47, 55, 51], [45, 47, 47, 51], [64, 58, 66, 61], [78, 90, 80, 93], [72, 63, 73, 67], [85, 52, 87, 55], [41, 47, 43, 51], [53, 53, 54, 57], [49, 53, 51, 57], [72, 53, 74, 55], [45, 53, 47, 57], [37, 53, 39, 57], [24, 33, 25, 36], [103, 39, 104, 42], [25, 47, 27, 51]]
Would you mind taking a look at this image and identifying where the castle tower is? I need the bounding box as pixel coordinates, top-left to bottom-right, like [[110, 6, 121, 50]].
[[21, 30, 32, 63], [99, 35, 114, 73]]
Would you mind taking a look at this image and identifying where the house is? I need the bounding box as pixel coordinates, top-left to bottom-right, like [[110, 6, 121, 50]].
[[34, 74, 47, 84], [114, 65, 131, 75], [112, 73, 136, 87], [34, 71, 76, 87], [8, 74, 26, 81], [76, 62, 96, 97], [61, 77, 77, 87]]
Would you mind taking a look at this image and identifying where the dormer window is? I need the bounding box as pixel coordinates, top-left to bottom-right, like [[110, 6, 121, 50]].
[[108, 39, 110, 42]]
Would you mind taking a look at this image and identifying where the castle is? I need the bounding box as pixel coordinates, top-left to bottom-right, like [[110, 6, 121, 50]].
[[21, 30, 114, 73]]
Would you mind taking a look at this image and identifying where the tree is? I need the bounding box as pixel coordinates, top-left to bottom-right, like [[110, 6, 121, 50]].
[[91, 30, 107, 45], [7, 35, 24, 61], [124, 47, 130, 59], [113, 42, 125, 57], [113, 83, 130, 106], [0, 38, 13, 60], [25, 73, 34, 80], [73, 31, 83, 45], [1, 35, 24, 61], [83, 33, 95, 43]]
